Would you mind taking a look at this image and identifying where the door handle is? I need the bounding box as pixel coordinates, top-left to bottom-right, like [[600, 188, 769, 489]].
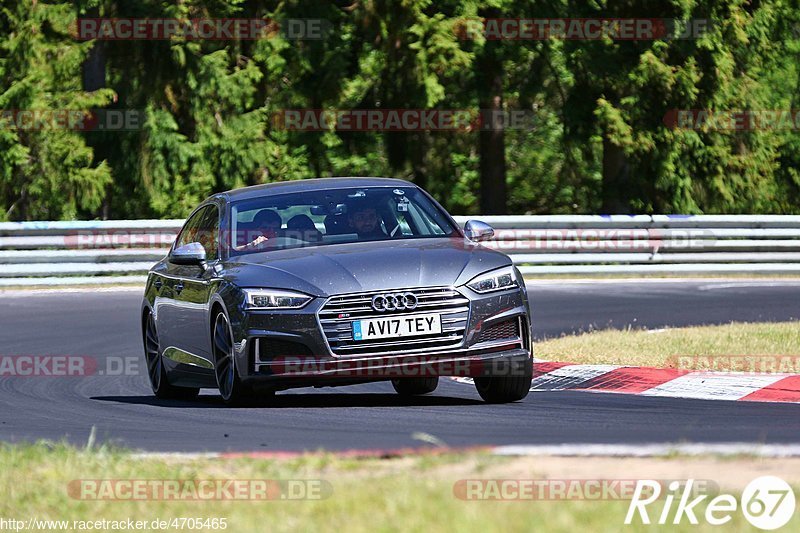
[[153, 279, 163, 291], [175, 282, 184, 294]]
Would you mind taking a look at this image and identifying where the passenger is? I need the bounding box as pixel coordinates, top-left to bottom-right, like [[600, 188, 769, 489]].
[[287, 214, 322, 242]]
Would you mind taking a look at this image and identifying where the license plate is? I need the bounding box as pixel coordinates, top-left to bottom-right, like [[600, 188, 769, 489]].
[[352, 313, 442, 341]]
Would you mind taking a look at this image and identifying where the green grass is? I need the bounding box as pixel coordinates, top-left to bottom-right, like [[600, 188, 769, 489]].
[[1, 443, 795, 532], [536, 321, 800, 369]]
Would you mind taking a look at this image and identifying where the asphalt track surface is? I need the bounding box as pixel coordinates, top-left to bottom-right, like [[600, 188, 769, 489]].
[[0, 279, 799, 452]]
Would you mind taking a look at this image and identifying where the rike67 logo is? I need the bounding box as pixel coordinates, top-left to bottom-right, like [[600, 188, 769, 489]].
[[625, 476, 796, 530]]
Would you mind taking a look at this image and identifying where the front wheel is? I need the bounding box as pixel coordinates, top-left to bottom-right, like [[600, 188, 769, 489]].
[[212, 310, 255, 406], [474, 358, 533, 403], [391, 377, 439, 396], [143, 311, 199, 400]]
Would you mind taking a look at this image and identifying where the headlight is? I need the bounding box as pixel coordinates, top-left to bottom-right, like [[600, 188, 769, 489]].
[[465, 266, 519, 294], [242, 289, 313, 309]]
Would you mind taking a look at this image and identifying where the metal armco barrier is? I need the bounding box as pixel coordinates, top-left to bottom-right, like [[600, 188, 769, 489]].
[[2, 215, 800, 285]]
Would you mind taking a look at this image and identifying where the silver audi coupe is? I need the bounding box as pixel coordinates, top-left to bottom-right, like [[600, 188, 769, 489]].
[[141, 178, 533, 405]]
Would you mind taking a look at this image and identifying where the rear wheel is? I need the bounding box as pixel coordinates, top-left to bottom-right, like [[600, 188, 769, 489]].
[[213, 311, 255, 406], [391, 377, 439, 396], [474, 358, 533, 403], [143, 311, 199, 400]]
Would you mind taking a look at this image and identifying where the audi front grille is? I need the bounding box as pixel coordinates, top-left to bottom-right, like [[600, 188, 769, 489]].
[[318, 287, 469, 356]]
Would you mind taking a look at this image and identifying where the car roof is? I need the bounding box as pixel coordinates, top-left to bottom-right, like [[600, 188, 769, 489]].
[[212, 177, 417, 203]]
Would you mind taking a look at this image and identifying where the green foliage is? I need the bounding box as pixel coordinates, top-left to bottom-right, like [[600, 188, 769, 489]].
[[0, 0, 799, 219], [0, 0, 114, 220]]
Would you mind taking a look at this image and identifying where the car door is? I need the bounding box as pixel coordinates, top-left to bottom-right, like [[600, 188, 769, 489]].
[[168, 204, 220, 363], [157, 205, 211, 360]]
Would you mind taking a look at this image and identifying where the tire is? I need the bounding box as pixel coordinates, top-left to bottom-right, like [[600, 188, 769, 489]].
[[391, 377, 439, 396], [212, 310, 256, 406], [143, 311, 200, 400], [474, 357, 533, 403]]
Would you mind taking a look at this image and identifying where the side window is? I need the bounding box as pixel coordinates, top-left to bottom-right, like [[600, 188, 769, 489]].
[[196, 205, 220, 259], [174, 207, 209, 250]]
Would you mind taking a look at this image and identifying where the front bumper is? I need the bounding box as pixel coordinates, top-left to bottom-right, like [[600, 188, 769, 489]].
[[231, 285, 533, 388], [241, 346, 532, 391]]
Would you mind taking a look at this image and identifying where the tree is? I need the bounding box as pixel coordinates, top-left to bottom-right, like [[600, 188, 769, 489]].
[[0, 0, 114, 220]]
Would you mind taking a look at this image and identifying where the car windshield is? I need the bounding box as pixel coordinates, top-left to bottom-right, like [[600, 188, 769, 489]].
[[229, 186, 459, 254]]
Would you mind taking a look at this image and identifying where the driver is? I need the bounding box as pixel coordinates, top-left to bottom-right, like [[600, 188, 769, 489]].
[[348, 201, 386, 240], [239, 209, 282, 250]]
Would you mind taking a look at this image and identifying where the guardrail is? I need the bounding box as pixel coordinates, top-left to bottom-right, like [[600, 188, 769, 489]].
[[1, 215, 800, 285]]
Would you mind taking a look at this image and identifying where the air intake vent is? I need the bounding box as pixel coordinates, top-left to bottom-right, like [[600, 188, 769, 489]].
[[476, 318, 520, 344], [253, 338, 314, 371]]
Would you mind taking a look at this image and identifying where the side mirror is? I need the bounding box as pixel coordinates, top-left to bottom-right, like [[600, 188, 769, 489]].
[[464, 220, 495, 242], [169, 242, 207, 266]]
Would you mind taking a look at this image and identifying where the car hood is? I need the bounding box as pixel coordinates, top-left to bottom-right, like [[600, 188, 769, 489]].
[[224, 238, 511, 296]]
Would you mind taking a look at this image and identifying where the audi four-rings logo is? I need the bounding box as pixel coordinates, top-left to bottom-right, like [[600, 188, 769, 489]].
[[372, 292, 418, 312]]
